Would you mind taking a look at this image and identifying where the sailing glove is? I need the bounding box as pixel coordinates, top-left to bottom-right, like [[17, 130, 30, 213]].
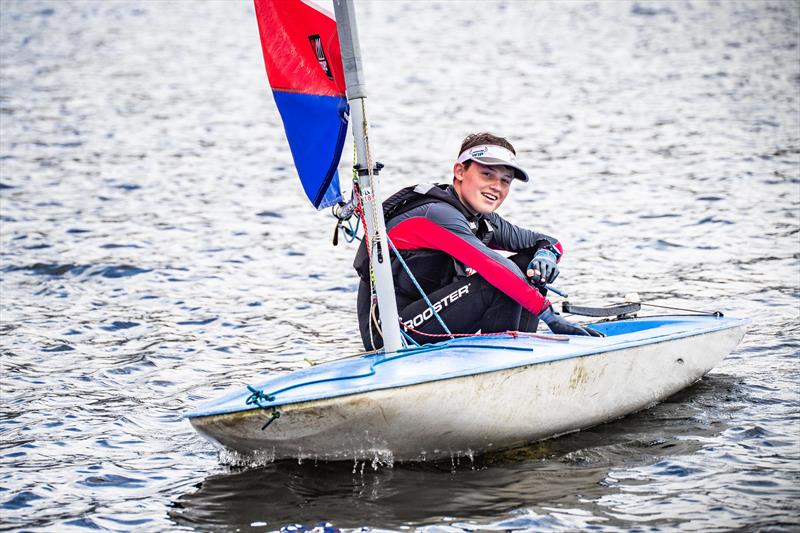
[[539, 306, 605, 337], [527, 248, 559, 285]]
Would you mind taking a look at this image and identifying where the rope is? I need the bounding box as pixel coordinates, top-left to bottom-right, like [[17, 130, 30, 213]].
[[386, 236, 453, 337], [639, 302, 723, 316], [351, 147, 385, 350], [245, 385, 274, 406], [369, 292, 383, 341], [245, 328, 570, 431], [360, 100, 384, 266], [342, 218, 360, 242], [400, 328, 421, 347], [400, 324, 569, 342], [349, 164, 454, 344], [245, 385, 282, 429]]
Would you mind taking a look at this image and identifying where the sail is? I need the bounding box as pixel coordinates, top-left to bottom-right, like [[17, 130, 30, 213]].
[[253, 0, 348, 209]]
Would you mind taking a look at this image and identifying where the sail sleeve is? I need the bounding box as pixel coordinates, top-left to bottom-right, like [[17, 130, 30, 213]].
[[253, 0, 348, 209]]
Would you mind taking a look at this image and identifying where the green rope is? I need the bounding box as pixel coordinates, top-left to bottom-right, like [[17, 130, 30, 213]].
[[245, 385, 275, 406]]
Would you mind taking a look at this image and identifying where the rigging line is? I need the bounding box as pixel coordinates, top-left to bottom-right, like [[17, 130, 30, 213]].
[[247, 344, 440, 414], [628, 312, 726, 319], [400, 323, 569, 342], [360, 100, 383, 263], [386, 236, 454, 337], [358, 212, 380, 349], [640, 302, 723, 316], [400, 328, 421, 347], [353, 136, 402, 348], [245, 331, 574, 420], [369, 293, 384, 340], [351, 155, 382, 351], [343, 218, 361, 242]]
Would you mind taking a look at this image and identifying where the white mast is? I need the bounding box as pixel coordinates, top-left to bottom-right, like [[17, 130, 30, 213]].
[[333, 0, 402, 353]]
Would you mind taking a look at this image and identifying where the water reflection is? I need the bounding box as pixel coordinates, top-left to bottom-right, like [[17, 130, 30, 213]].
[[172, 453, 611, 531]]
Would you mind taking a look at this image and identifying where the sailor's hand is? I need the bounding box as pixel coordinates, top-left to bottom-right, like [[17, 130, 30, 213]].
[[538, 306, 605, 337], [527, 248, 559, 285]]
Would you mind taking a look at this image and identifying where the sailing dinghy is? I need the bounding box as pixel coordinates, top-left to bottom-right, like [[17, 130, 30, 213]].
[[186, 0, 747, 463]]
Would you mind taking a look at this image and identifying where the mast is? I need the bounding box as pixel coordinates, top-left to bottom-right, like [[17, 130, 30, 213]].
[[333, 0, 402, 353]]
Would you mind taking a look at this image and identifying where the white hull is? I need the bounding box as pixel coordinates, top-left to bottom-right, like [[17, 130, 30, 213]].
[[190, 322, 746, 462]]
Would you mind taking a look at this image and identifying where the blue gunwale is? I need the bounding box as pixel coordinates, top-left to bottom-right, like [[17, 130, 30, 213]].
[[187, 315, 748, 418]]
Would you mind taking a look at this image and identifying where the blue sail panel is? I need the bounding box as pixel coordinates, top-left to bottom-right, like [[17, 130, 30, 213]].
[[273, 91, 347, 209]]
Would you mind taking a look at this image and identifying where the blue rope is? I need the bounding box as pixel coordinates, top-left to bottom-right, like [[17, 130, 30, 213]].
[[244, 335, 533, 430], [400, 328, 421, 347], [245, 385, 274, 406], [343, 218, 361, 243], [385, 236, 453, 336], [246, 344, 429, 430], [245, 229, 469, 431]]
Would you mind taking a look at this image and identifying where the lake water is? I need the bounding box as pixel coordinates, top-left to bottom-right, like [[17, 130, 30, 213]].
[[1, 1, 798, 531]]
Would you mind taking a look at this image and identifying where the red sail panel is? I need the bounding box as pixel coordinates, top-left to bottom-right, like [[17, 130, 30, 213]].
[[253, 0, 346, 97]]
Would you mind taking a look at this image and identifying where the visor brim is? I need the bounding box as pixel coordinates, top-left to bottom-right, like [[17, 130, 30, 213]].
[[470, 156, 530, 182]]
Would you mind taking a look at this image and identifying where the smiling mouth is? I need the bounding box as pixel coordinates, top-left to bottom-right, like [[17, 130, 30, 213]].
[[481, 192, 498, 202]]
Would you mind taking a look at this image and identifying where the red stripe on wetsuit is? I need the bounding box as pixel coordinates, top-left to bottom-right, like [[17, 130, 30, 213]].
[[388, 217, 551, 315]]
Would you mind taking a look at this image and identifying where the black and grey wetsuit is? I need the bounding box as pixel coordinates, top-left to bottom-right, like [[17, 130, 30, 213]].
[[355, 183, 562, 350]]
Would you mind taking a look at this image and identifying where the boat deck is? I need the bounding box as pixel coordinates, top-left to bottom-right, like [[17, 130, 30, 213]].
[[187, 315, 747, 418]]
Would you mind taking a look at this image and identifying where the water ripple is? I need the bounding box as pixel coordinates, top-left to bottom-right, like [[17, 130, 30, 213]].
[[1, 0, 798, 532]]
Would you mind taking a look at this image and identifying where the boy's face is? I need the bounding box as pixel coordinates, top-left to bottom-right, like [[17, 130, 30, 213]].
[[453, 161, 514, 214]]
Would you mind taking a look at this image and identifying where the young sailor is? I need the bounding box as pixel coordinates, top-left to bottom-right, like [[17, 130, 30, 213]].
[[355, 132, 602, 350]]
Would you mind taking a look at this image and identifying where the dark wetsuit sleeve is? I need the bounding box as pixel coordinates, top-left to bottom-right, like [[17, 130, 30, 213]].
[[486, 212, 564, 259], [388, 203, 551, 315]]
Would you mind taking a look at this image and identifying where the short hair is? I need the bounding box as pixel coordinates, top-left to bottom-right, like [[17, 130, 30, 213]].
[[459, 132, 516, 156]]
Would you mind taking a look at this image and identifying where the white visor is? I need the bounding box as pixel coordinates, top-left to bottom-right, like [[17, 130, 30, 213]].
[[456, 144, 529, 182]]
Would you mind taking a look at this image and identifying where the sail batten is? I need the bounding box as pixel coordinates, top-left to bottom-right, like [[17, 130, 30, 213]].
[[254, 0, 348, 209]]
